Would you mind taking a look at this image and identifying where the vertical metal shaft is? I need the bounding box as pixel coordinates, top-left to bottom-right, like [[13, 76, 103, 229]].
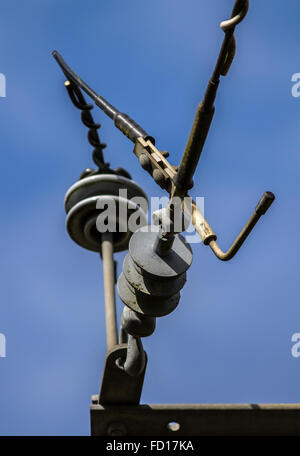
[[101, 232, 118, 350]]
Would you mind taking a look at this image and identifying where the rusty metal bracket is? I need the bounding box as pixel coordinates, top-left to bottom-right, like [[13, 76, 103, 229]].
[[97, 344, 147, 406], [91, 403, 300, 436]]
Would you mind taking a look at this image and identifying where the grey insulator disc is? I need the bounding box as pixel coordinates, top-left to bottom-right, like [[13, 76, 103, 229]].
[[65, 174, 148, 253], [117, 272, 181, 317], [129, 226, 193, 278], [123, 254, 186, 297]]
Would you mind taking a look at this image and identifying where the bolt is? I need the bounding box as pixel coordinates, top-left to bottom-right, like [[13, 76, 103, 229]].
[[91, 394, 99, 404], [154, 232, 175, 256], [139, 153, 151, 171], [107, 422, 127, 436], [152, 169, 165, 188]]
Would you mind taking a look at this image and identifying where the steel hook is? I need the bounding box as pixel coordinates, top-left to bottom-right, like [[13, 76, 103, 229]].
[[206, 192, 275, 261], [119, 307, 155, 376], [220, 0, 249, 32]]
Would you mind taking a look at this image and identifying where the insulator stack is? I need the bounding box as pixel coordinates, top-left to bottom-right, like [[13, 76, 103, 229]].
[[117, 226, 193, 317]]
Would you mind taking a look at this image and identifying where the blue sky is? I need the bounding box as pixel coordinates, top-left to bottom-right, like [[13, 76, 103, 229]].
[[0, 0, 299, 435]]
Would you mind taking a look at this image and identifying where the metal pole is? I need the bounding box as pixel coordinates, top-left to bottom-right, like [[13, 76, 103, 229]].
[[101, 232, 118, 350]]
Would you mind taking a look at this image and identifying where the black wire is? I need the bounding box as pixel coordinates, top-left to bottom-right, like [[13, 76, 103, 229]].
[[52, 50, 155, 145], [65, 80, 108, 169], [63, 80, 131, 179], [52, 50, 117, 120]]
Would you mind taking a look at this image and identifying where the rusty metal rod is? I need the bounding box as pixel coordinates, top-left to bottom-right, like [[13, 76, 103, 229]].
[[174, 0, 249, 193], [207, 191, 275, 261], [101, 232, 118, 350], [173, 102, 216, 192]]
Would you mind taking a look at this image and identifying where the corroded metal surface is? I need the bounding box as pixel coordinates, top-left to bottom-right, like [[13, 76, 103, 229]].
[[98, 344, 147, 406], [91, 403, 300, 436]]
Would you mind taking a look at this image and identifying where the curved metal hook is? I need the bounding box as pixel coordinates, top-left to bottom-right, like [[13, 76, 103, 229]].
[[219, 0, 249, 76], [123, 335, 146, 377], [120, 307, 155, 376], [220, 0, 249, 32], [207, 192, 275, 261]]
